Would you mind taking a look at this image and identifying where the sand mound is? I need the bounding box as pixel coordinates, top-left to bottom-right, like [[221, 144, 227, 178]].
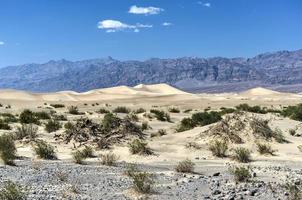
[[134, 83, 188, 94], [241, 87, 281, 96]]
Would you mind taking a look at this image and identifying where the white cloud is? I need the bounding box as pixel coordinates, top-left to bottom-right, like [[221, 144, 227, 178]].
[[129, 5, 164, 15], [97, 19, 152, 33], [197, 1, 211, 7], [162, 22, 172, 26], [0, 41, 4, 45]]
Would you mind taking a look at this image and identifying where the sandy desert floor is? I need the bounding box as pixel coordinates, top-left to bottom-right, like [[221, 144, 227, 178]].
[[0, 84, 302, 200]]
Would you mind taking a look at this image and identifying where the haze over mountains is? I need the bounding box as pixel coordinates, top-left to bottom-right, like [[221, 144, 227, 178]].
[[0, 49, 302, 93]]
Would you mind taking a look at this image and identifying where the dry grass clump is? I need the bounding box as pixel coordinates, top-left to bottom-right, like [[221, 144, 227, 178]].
[[0, 180, 26, 200], [175, 159, 195, 173], [0, 134, 16, 165], [256, 143, 276, 155], [72, 146, 95, 164], [45, 119, 62, 133], [229, 166, 252, 182], [34, 140, 56, 160], [232, 147, 251, 163], [100, 152, 119, 166], [129, 139, 153, 155], [81, 146, 95, 158], [15, 124, 38, 141], [208, 139, 228, 157]]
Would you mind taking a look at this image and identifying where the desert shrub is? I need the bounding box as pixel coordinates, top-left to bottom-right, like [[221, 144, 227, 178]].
[[0, 119, 11, 130], [126, 113, 139, 122], [101, 113, 120, 130], [168, 107, 180, 113], [64, 121, 74, 130], [219, 107, 236, 115], [208, 139, 228, 157], [150, 109, 171, 122], [72, 150, 85, 164], [298, 145, 302, 152], [151, 129, 166, 138], [15, 124, 38, 141], [256, 143, 276, 155], [45, 119, 62, 133], [289, 129, 296, 136], [229, 166, 252, 182], [175, 159, 195, 173], [68, 106, 81, 115], [0, 113, 18, 123], [0, 134, 16, 165], [34, 140, 56, 160], [236, 104, 267, 114], [53, 114, 67, 121], [274, 128, 287, 143], [191, 111, 222, 126], [183, 109, 192, 113], [129, 139, 153, 155], [285, 181, 302, 200], [113, 106, 130, 113], [19, 109, 40, 124], [100, 152, 119, 166], [81, 146, 94, 158], [134, 108, 146, 114], [176, 117, 195, 132], [281, 104, 302, 121], [250, 118, 274, 139], [141, 121, 149, 131], [0, 180, 26, 200], [34, 111, 51, 120], [97, 108, 110, 114], [130, 172, 154, 194], [50, 104, 65, 108], [233, 147, 251, 163]]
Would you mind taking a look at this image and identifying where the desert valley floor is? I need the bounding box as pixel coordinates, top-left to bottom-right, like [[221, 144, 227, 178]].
[[0, 84, 302, 200]]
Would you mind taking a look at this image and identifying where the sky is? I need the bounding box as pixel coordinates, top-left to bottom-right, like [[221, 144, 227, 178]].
[[0, 0, 302, 67]]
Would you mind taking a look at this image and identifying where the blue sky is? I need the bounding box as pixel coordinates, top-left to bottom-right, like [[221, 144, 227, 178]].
[[0, 0, 301, 67]]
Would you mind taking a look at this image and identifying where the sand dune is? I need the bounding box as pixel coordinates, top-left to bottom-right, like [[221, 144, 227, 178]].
[[240, 87, 282, 96]]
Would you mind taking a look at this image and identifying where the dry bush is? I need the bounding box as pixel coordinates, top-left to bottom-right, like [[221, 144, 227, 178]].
[[100, 152, 119, 166], [0, 180, 26, 200], [285, 181, 302, 200], [34, 140, 56, 160], [256, 143, 276, 155], [15, 124, 38, 141], [232, 147, 251, 163], [150, 129, 166, 138], [185, 142, 201, 150], [175, 159, 195, 173], [113, 106, 130, 113], [72, 150, 85, 164], [208, 139, 228, 157], [229, 166, 252, 182], [130, 172, 154, 194], [129, 139, 153, 155], [45, 119, 62, 133], [0, 134, 16, 165]]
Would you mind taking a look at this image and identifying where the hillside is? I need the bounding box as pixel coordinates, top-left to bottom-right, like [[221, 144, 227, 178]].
[[0, 50, 302, 93]]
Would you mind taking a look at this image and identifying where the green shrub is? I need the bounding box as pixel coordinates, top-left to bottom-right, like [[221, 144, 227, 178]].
[[175, 159, 195, 173], [256, 143, 276, 155], [219, 107, 236, 115], [141, 121, 149, 131], [15, 124, 38, 141], [19, 109, 40, 124], [34, 111, 51, 120], [130, 172, 154, 194], [168, 107, 180, 113], [113, 106, 130, 113], [64, 121, 74, 130], [236, 104, 267, 114], [176, 117, 195, 132], [281, 104, 302, 121], [150, 109, 171, 122], [34, 140, 56, 160], [191, 111, 222, 126], [101, 113, 120, 130], [45, 119, 62, 133], [100, 152, 119, 166], [208, 139, 228, 157], [97, 108, 110, 114], [50, 104, 65, 108], [0, 180, 26, 200], [134, 108, 146, 114], [0, 119, 11, 130], [274, 128, 287, 143], [68, 106, 81, 115], [81, 146, 94, 158], [289, 129, 296, 136], [0, 134, 16, 165], [0, 113, 18, 123], [229, 166, 251, 182], [126, 113, 139, 122], [129, 139, 153, 155], [233, 147, 251, 163]]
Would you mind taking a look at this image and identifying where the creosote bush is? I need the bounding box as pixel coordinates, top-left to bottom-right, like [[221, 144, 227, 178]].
[[256, 143, 276, 155], [235, 104, 267, 114], [175, 159, 195, 173], [130, 171, 154, 194], [0, 180, 26, 200], [208, 139, 228, 157], [0, 134, 16, 165], [34, 140, 56, 160], [45, 119, 62, 133], [229, 166, 252, 182], [233, 147, 251, 163], [150, 109, 171, 122], [19, 109, 40, 125], [113, 106, 130, 114], [15, 124, 38, 141], [100, 152, 119, 166], [281, 103, 302, 121], [129, 139, 153, 155]]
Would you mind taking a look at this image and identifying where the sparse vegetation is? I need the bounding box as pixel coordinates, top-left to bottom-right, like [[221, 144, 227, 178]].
[[175, 159, 195, 173], [100, 152, 119, 166], [284, 181, 302, 200], [15, 124, 38, 141], [229, 166, 252, 182], [0, 113, 18, 123], [141, 121, 149, 131], [176, 117, 195, 132], [64, 121, 74, 130], [150, 109, 171, 122], [34, 111, 51, 120], [130, 171, 154, 194], [0, 119, 11, 130], [19, 109, 40, 124], [129, 139, 153, 155], [168, 107, 180, 113], [50, 104, 65, 108], [289, 129, 296, 136], [236, 103, 267, 114], [34, 140, 56, 160], [0, 134, 16, 165], [151, 129, 166, 137], [101, 113, 119, 130], [134, 108, 146, 114], [126, 113, 139, 122], [97, 108, 110, 114], [0, 180, 26, 200], [281, 104, 302, 121], [208, 139, 228, 157], [81, 146, 94, 158], [113, 106, 130, 113], [256, 143, 276, 155], [233, 147, 251, 163], [72, 150, 85, 164], [68, 106, 82, 115], [45, 119, 62, 133], [274, 128, 287, 143], [185, 142, 201, 149]]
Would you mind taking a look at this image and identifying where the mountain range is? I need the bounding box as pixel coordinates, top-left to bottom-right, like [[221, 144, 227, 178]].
[[0, 49, 302, 93]]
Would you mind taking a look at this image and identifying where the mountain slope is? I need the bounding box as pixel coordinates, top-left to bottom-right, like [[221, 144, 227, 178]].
[[0, 49, 301, 93]]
